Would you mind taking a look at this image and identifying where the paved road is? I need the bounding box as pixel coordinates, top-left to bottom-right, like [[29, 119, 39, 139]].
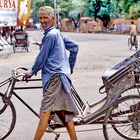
[[0, 32, 139, 140]]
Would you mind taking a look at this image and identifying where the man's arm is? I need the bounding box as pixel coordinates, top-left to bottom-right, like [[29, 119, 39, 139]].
[[63, 35, 79, 73], [23, 34, 55, 81], [31, 34, 55, 75]]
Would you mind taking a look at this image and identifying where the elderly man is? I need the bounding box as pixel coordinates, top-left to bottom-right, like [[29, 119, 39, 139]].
[[24, 6, 79, 140]]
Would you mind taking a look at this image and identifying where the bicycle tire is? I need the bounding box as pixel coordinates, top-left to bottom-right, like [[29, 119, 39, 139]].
[[13, 42, 16, 53], [103, 95, 140, 140], [0, 45, 3, 51], [0, 92, 16, 140], [26, 44, 29, 52], [26, 41, 29, 52], [128, 38, 132, 50], [26, 46, 29, 52], [135, 40, 138, 51], [0, 94, 7, 114], [120, 85, 140, 97]]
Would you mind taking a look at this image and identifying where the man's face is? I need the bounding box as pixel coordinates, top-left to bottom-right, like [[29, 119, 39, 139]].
[[39, 11, 55, 30]]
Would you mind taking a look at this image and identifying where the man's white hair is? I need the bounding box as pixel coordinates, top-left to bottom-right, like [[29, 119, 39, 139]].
[[39, 6, 55, 17]]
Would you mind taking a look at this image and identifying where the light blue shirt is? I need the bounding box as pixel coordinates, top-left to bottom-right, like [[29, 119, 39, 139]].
[[31, 26, 79, 94]]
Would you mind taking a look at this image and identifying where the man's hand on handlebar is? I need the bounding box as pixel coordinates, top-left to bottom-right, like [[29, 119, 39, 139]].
[[71, 69, 73, 74], [23, 72, 33, 82]]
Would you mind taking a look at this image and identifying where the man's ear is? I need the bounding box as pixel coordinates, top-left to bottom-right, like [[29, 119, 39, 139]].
[[52, 16, 55, 21], [52, 16, 55, 24]]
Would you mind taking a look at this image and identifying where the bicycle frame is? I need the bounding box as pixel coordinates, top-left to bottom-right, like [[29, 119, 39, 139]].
[[0, 72, 114, 127], [0, 67, 136, 126], [0, 77, 41, 118], [0, 75, 61, 139]]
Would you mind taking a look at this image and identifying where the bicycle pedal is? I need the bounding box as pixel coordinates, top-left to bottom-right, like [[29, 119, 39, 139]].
[[49, 122, 64, 129], [55, 133, 60, 140], [46, 127, 53, 133]]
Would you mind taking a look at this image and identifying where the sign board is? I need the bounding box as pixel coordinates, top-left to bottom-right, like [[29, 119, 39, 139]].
[[0, 0, 17, 27], [17, 0, 32, 26]]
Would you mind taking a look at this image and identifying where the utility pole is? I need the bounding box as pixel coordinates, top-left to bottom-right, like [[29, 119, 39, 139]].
[[80, 0, 82, 17], [54, 0, 57, 27]]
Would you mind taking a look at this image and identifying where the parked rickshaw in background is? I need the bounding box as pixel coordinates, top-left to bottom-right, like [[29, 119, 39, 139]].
[[13, 30, 29, 53]]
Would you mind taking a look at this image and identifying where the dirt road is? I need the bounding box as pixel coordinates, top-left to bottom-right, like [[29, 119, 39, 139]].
[[0, 31, 138, 140]]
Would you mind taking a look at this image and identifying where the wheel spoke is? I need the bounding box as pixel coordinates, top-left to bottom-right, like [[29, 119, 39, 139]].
[[0, 93, 16, 140], [103, 95, 140, 140]]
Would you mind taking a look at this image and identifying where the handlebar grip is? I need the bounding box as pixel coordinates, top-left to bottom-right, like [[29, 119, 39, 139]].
[[99, 85, 106, 94], [21, 67, 28, 71], [33, 42, 41, 46]]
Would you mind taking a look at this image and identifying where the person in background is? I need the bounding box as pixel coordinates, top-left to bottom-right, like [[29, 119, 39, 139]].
[[23, 6, 79, 140], [129, 21, 137, 43], [2, 27, 10, 40], [9, 26, 14, 44]]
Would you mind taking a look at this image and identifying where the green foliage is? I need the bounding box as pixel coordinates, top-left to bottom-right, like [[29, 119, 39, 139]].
[[110, 0, 140, 19], [58, 0, 83, 19], [31, 0, 140, 24], [85, 0, 111, 26], [129, 3, 140, 19], [57, 0, 73, 18], [87, 0, 95, 17], [86, 0, 111, 17], [98, 1, 111, 16]]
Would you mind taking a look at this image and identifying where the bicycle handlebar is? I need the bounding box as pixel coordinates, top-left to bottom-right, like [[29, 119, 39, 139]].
[[33, 42, 41, 46], [12, 67, 28, 77]]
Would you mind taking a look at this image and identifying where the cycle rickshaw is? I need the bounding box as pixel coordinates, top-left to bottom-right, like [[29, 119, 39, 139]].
[[12, 31, 29, 53], [0, 50, 140, 140]]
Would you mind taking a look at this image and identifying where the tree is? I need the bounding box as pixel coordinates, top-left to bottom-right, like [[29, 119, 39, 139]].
[[31, 0, 84, 25], [129, 3, 140, 19], [86, 0, 111, 27], [110, 0, 140, 19], [31, 0, 54, 23], [57, 0, 85, 29], [31, 0, 140, 25]]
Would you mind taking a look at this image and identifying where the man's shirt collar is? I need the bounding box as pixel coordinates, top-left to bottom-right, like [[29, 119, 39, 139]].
[[44, 26, 55, 34]]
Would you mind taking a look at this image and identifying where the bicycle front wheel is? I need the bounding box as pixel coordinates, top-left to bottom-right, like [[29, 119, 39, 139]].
[[128, 38, 132, 50], [103, 95, 140, 140], [0, 92, 16, 140]]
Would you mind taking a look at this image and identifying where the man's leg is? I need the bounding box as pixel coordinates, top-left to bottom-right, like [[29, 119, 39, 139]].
[[60, 111, 77, 140], [34, 112, 50, 140], [65, 121, 77, 140]]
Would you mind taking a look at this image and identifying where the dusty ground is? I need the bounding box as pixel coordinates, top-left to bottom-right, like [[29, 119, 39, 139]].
[[0, 31, 139, 140]]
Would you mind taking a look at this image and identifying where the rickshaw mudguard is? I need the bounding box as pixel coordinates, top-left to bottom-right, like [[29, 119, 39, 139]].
[[83, 51, 140, 124], [101, 50, 140, 94]]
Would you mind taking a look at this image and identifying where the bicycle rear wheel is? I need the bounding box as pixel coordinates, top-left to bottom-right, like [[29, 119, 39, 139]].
[[128, 38, 132, 50], [103, 95, 140, 140], [0, 92, 16, 140], [13, 42, 16, 53], [120, 86, 140, 97], [135, 40, 138, 51]]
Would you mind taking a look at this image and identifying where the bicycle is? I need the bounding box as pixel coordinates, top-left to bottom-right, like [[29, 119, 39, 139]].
[[0, 45, 3, 51], [1, 50, 140, 140], [128, 36, 138, 51]]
